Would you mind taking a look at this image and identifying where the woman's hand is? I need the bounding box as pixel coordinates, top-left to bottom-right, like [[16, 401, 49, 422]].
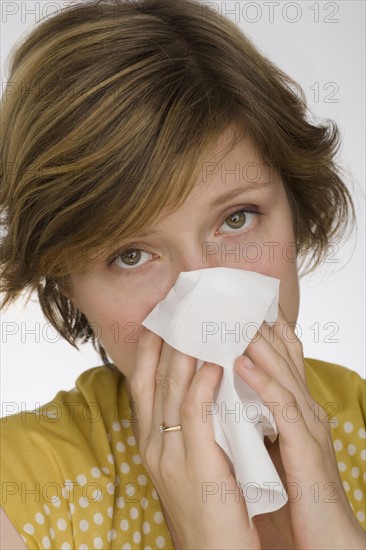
[[234, 305, 365, 549], [129, 326, 261, 550]]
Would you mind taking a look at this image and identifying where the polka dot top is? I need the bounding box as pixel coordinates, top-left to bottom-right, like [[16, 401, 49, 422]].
[[1, 358, 365, 549]]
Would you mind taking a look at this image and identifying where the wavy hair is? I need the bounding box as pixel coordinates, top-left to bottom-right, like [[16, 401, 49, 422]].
[[0, 0, 356, 367]]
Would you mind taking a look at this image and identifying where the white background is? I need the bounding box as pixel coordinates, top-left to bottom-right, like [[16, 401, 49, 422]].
[[1, 1, 365, 414]]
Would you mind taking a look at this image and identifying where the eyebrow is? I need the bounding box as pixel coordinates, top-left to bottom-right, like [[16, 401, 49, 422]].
[[135, 181, 271, 239], [209, 181, 271, 209]]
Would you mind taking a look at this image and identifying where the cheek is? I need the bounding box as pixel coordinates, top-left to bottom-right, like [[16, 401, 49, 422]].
[[75, 283, 168, 376]]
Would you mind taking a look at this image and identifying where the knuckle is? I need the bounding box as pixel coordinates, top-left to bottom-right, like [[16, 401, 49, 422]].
[[291, 336, 304, 354], [161, 376, 179, 396], [180, 398, 201, 421], [155, 366, 165, 387]]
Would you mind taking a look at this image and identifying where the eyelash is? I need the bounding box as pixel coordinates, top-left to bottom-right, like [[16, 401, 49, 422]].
[[107, 206, 263, 274]]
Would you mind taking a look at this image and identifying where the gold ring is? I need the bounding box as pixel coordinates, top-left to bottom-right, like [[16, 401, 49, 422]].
[[159, 424, 182, 433]]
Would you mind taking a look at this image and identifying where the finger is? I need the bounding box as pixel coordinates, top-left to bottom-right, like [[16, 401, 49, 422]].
[[243, 334, 317, 430], [180, 363, 224, 462], [234, 356, 321, 473], [160, 350, 198, 460], [275, 305, 306, 382], [129, 326, 164, 452], [150, 339, 175, 455], [259, 320, 308, 394]]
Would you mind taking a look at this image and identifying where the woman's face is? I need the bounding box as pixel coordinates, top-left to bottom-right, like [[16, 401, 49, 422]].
[[65, 129, 300, 380]]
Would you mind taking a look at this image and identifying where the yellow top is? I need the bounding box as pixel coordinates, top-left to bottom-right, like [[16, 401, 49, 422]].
[[1, 358, 365, 549]]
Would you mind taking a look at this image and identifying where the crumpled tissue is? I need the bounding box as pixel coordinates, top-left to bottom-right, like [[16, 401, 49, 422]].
[[141, 267, 288, 520]]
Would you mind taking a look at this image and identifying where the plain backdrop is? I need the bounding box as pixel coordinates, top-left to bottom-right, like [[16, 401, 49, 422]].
[[1, 0, 365, 415]]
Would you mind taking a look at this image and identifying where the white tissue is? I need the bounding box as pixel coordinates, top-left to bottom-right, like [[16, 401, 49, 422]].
[[141, 267, 288, 520]]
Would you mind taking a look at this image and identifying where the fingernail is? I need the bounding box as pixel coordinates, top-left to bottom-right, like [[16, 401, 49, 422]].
[[243, 356, 256, 369]]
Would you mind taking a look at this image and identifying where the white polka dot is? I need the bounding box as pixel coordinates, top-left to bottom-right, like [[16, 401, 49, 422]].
[[358, 428, 366, 439], [79, 545, 88, 550], [80, 520, 89, 532], [92, 488, 102, 501], [156, 536, 165, 548], [361, 449, 366, 460], [116, 496, 125, 508], [152, 488, 159, 500], [24, 524, 34, 535], [354, 489, 363, 501], [141, 497, 149, 509], [127, 436, 136, 446], [77, 474, 87, 486], [154, 511, 164, 524], [107, 454, 115, 464], [343, 481, 350, 491], [121, 462, 130, 473], [338, 461, 346, 472], [69, 503, 75, 514], [57, 518, 67, 531], [43, 504, 50, 516], [107, 529, 117, 542], [132, 454, 142, 464], [133, 531, 142, 543], [112, 421, 121, 431], [49, 528, 55, 540], [93, 537, 103, 549], [333, 439, 343, 451], [62, 487, 69, 498], [130, 507, 139, 519], [101, 466, 110, 475], [143, 521, 151, 534], [93, 513, 104, 525], [347, 444, 357, 456], [116, 441, 125, 452], [122, 545, 132, 550], [351, 467, 360, 478], [343, 422, 354, 433], [42, 536, 51, 549], [121, 419, 131, 428], [91, 467, 101, 478], [107, 506, 113, 518], [35, 512, 45, 524], [79, 496, 89, 508], [61, 544, 71, 550], [138, 474, 148, 485], [357, 510, 365, 522], [51, 496, 61, 507], [125, 483, 136, 497], [107, 482, 115, 494], [120, 519, 129, 531], [144, 547, 152, 550]]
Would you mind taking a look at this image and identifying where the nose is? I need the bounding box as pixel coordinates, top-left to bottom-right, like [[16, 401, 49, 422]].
[[171, 241, 223, 277]]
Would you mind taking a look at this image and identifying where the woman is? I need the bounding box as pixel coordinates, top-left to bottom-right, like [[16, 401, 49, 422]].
[[1, 0, 364, 548]]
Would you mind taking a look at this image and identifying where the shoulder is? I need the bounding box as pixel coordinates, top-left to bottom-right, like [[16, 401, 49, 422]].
[[0, 365, 174, 548], [304, 357, 365, 412], [304, 358, 366, 530]]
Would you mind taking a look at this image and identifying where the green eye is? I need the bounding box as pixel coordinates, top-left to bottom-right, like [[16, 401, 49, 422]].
[[226, 210, 247, 229], [220, 209, 257, 233], [120, 249, 142, 266]]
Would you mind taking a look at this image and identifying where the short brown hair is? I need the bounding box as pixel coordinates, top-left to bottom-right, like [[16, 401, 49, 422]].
[[0, 0, 356, 367]]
